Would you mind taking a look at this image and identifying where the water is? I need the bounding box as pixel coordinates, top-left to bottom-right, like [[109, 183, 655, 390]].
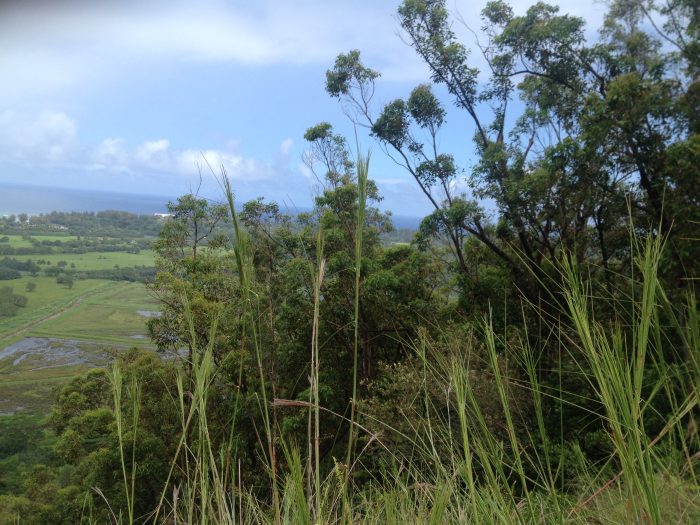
[[0, 337, 111, 369], [136, 310, 161, 318], [0, 182, 422, 228], [0, 182, 172, 216]]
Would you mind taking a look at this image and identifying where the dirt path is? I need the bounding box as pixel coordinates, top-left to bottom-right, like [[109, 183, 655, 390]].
[[0, 282, 126, 346]]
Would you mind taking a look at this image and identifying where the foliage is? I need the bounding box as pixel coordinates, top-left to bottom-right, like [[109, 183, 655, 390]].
[[3, 1, 700, 523], [0, 287, 27, 317], [325, 0, 700, 313], [0, 210, 163, 238], [0, 267, 20, 281], [2, 349, 180, 525], [56, 274, 74, 289]]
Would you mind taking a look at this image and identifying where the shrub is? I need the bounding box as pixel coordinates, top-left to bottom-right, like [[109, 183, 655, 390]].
[[0, 286, 27, 317], [0, 267, 21, 280], [56, 274, 74, 289]]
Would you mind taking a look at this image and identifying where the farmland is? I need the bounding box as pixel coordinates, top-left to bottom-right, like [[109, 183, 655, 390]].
[[0, 218, 161, 414]]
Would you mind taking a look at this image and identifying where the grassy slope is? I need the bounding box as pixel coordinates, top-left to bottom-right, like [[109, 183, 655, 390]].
[[30, 282, 158, 345], [0, 277, 114, 346]]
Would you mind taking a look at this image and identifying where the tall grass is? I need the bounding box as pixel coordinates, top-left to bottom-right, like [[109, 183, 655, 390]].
[[346, 151, 369, 474], [310, 225, 325, 521], [109, 364, 141, 525], [561, 234, 663, 523], [98, 170, 700, 524]]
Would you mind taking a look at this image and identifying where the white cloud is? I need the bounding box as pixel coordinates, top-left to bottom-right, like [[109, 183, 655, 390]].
[[0, 0, 609, 108], [0, 110, 77, 163], [136, 139, 172, 170], [0, 105, 291, 185], [0, 0, 428, 107], [176, 148, 244, 177], [280, 138, 294, 156], [91, 138, 129, 171], [298, 161, 314, 180], [90, 136, 276, 182]]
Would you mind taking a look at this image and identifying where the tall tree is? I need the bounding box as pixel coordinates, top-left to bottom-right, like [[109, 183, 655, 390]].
[[148, 193, 233, 360], [325, 0, 700, 305]]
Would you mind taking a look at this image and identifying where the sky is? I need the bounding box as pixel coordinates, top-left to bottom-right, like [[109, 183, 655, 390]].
[[0, 0, 607, 217]]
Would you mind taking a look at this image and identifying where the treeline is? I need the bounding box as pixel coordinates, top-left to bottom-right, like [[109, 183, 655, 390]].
[[43, 265, 155, 284], [0, 210, 163, 238], [0, 236, 149, 256], [0, 257, 40, 278], [0, 255, 154, 285], [80, 266, 156, 282]]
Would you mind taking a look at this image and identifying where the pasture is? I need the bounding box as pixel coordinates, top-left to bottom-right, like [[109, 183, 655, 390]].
[[0, 234, 78, 248], [0, 247, 159, 413], [24, 249, 156, 271]]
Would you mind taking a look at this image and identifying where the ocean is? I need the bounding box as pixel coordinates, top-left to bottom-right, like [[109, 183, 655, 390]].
[[0, 182, 421, 228], [0, 183, 172, 216]]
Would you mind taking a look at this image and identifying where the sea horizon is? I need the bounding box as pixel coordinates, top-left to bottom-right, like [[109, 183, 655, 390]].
[[0, 182, 421, 228], [0, 182, 177, 217]]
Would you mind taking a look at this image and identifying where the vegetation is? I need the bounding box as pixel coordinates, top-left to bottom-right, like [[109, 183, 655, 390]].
[[0, 287, 27, 318], [0, 211, 163, 239], [1, 0, 700, 523], [0, 212, 161, 421]]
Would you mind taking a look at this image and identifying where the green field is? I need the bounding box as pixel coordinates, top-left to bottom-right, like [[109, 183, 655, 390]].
[[0, 277, 114, 344], [31, 282, 158, 345], [0, 234, 78, 248], [21, 249, 156, 271], [0, 248, 159, 414]]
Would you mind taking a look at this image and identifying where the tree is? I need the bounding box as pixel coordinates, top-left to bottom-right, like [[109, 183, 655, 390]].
[[143, 124, 447, 490], [56, 274, 74, 289], [0, 267, 21, 280], [0, 287, 27, 317], [153, 193, 228, 262], [22, 349, 182, 525], [324, 0, 700, 306], [226, 124, 447, 471], [148, 193, 234, 360]]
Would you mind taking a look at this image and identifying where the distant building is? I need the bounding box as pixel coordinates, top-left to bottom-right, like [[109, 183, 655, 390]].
[[153, 213, 173, 219]]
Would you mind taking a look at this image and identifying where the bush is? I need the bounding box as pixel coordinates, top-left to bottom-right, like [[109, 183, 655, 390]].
[[25, 282, 36, 292], [0, 267, 21, 280], [0, 287, 27, 317], [44, 267, 61, 277], [56, 274, 74, 289], [13, 294, 28, 307]]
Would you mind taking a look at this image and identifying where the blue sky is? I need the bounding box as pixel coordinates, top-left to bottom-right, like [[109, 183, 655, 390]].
[[0, 0, 605, 217]]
